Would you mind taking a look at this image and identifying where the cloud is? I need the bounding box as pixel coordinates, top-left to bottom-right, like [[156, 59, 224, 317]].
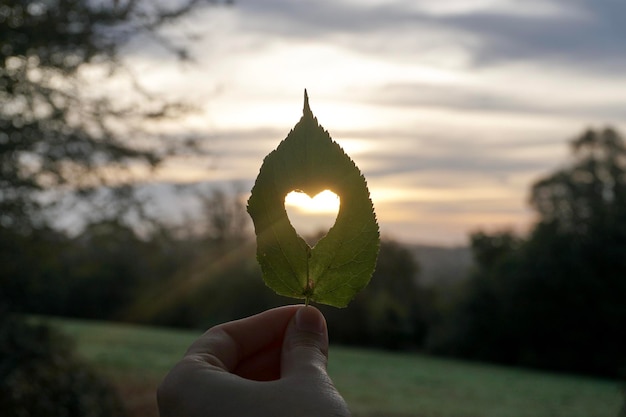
[[242, 0, 419, 34], [367, 81, 626, 120], [238, 0, 626, 75], [363, 151, 552, 179], [443, 0, 626, 73]]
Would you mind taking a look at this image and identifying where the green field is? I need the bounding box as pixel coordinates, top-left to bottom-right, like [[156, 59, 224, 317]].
[[47, 317, 623, 417]]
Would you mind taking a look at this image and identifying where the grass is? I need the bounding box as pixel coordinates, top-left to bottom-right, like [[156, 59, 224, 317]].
[[45, 317, 623, 417], [329, 348, 622, 417]]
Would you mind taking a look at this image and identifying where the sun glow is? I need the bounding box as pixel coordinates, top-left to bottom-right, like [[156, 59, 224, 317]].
[[284, 190, 340, 214]]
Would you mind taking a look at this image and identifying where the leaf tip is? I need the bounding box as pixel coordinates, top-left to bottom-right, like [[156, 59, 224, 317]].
[[303, 89, 312, 116]]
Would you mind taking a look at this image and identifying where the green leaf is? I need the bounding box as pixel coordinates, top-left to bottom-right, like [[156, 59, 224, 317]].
[[247, 91, 380, 307]]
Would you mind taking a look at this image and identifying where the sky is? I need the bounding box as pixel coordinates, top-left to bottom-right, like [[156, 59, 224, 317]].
[[120, 0, 626, 246]]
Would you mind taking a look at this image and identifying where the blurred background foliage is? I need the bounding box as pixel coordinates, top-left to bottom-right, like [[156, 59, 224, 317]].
[[427, 128, 626, 379], [1, 0, 626, 416], [1, 0, 228, 415], [0, 315, 127, 417], [3, 129, 626, 380]]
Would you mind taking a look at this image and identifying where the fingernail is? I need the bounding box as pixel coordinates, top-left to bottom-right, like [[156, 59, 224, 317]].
[[295, 306, 325, 335]]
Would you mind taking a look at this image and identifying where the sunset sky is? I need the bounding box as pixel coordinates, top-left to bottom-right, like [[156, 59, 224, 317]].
[[122, 0, 626, 246]]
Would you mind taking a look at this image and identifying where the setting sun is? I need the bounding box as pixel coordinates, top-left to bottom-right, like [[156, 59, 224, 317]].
[[284, 190, 340, 214]]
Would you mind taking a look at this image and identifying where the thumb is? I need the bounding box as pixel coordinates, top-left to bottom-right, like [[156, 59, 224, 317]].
[[281, 306, 329, 378]]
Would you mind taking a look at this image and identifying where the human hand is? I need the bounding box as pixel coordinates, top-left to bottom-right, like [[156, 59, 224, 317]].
[[157, 305, 350, 417]]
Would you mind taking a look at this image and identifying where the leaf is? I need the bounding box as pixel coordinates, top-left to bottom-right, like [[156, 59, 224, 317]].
[[247, 91, 380, 307]]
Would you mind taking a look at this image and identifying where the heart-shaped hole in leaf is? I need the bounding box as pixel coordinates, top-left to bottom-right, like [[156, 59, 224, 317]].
[[285, 190, 340, 246]]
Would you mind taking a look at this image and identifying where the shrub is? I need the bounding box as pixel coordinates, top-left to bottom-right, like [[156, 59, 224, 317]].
[[0, 316, 126, 417]]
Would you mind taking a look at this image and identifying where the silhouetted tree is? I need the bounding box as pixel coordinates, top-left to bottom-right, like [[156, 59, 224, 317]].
[[520, 127, 626, 376], [0, 0, 232, 312], [434, 128, 626, 377], [199, 185, 251, 245], [531, 127, 626, 235], [427, 230, 524, 362], [1, 0, 227, 232]]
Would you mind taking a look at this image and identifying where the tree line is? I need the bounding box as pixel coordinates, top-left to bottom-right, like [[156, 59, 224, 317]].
[[3, 128, 625, 381], [0, 191, 426, 348], [429, 128, 626, 379]]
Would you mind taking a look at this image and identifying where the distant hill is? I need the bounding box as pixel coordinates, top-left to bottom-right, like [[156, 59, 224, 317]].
[[408, 244, 473, 286]]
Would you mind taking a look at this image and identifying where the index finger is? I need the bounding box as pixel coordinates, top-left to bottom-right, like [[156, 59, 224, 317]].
[[185, 305, 301, 372]]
